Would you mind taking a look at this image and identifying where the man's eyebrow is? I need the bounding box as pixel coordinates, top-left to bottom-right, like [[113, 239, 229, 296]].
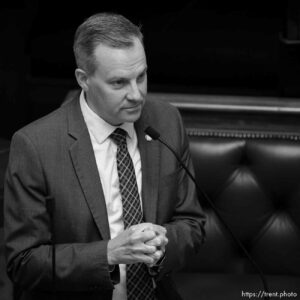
[[140, 66, 148, 74], [108, 67, 148, 81], [135, 66, 148, 78], [107, 75, 127, 82]]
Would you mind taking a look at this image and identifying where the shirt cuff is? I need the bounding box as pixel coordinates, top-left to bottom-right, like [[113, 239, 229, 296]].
[[147, 251, 166, 277]]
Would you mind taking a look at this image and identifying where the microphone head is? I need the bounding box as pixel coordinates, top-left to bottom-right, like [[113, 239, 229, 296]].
[[144, 126, 160, 140]]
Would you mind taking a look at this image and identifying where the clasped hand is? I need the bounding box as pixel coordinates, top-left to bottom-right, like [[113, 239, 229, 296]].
[[107, 223, 168, 267]]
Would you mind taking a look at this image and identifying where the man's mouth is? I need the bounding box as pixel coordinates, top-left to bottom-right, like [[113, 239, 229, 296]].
[[124, 103, 142, 110]]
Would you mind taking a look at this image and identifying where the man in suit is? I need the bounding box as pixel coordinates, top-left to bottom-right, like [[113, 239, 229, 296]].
[[4, 13, 205, 300]]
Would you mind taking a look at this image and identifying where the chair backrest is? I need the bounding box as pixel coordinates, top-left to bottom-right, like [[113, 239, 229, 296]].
[[184, 129, 300, 276]]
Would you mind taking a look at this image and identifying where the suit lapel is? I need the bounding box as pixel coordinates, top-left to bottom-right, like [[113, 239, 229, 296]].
[[67, 98, 111, 240], [135, 106, 161, 223], [66, 95, 160, 236]]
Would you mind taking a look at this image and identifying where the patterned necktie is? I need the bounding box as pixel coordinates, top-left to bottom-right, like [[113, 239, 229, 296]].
[[110, 128, 155, 300]]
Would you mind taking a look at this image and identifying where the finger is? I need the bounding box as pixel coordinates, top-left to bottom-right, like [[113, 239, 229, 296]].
[[130, 253, 156, 265], [148, 249, 164, 263], [127, 227, 156, 244], [133, 244, 157, 255], [130, 223, 153, 233], [145, 236, 161, 246], [145, 235, 168, 247], [136, 229, 156, 243], [151, 224, 167, 235]]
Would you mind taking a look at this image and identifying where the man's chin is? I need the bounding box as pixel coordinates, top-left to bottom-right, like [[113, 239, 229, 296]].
[[122, 107, 143, 123], [125, 112, 142, 123]]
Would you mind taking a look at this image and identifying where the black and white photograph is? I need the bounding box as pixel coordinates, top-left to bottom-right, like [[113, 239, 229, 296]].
[[1, 1, 300, 300]]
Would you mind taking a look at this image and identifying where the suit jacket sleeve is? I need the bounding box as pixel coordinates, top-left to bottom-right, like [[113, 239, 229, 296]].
[[155, 106, 206, 280], [4, 131, 117, 292]]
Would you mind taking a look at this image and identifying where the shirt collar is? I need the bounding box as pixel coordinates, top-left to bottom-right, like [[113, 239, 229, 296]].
[[79, 90, 134, 144]]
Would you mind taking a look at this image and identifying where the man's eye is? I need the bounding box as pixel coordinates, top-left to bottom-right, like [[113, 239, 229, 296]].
[[111, 80, 125, 88], [137, 72, 146, 83]]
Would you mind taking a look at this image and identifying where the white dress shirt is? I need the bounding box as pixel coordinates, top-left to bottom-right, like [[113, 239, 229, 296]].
[[79, 91, 142, 300]]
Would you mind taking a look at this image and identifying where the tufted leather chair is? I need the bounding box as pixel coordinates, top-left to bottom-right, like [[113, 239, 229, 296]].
[[174, 131, 300, 300], [154, 92, 300, 300]]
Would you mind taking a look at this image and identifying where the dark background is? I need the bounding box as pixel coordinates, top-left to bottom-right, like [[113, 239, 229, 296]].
[[1, 0, 300, 138]]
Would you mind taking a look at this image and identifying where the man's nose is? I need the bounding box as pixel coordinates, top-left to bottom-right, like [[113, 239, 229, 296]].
[[127, 82, 142, 101]]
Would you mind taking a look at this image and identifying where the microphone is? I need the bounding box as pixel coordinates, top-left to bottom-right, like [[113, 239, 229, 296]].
[[144, 126, 270, 300]]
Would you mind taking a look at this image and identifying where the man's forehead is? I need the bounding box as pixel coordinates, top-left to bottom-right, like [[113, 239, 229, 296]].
[[94, 39, 147, 77]]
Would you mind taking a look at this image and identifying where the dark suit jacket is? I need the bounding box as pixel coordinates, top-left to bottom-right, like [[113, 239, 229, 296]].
[[4, 95, 205, 300]]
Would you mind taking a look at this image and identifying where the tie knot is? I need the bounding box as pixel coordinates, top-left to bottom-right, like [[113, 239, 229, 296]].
[[110, 128, 127, 147]]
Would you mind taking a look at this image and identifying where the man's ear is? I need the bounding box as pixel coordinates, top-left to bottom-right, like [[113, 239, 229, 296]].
[[75, 68, 89, 91]]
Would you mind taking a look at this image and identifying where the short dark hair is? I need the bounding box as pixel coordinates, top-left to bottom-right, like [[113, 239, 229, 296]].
[[73, 12, 143, 75]]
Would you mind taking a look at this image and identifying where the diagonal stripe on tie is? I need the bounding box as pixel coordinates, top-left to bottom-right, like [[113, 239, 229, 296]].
[[110, 128, 155, 300]]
